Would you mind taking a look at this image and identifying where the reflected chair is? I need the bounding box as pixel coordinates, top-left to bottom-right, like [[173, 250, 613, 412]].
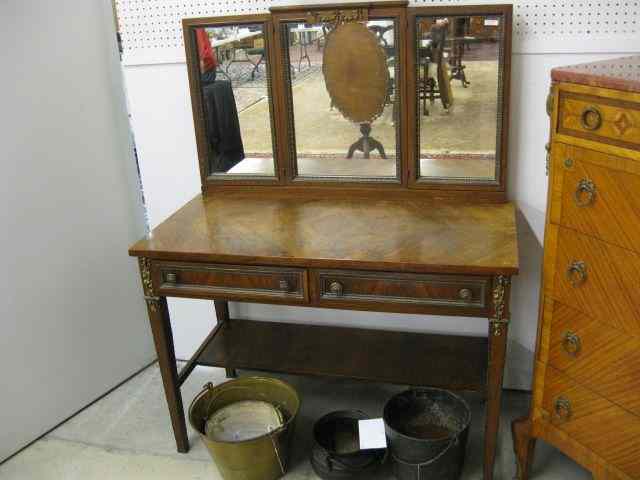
[[418, 22, 452, 115], [447, 17, 471, 87]]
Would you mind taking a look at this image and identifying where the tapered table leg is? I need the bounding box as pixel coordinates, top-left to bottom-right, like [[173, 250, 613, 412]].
[[139, 258, 189, 453], [484, 275, 511, 480], [214, 300, 237, 378]]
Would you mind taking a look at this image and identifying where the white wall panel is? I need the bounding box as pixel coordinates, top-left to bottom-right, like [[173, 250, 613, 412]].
[[0, 0, 154, 462], [117, 0, 640, 390]]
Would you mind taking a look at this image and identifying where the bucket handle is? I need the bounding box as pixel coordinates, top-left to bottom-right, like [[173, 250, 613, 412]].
[[268, 431, 286, 475], [391, 435, 459, 480], [199, 382, 287, 475]]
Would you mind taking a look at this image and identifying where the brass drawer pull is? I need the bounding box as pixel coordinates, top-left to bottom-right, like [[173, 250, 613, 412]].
[[329, 281, 344, 297], [458, 288, 473, 302], [165, 272, 178, 283], [566, 261, 588, 287], [554, 396, 572, 421], [279, 279, 291, 292], [562, 331, 582, 357], [574, 179, 596, 207], [580, 105, 603, 131]]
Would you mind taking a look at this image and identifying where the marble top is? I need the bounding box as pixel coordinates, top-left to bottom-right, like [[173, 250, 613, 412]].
[[551, 56, 640, 93]]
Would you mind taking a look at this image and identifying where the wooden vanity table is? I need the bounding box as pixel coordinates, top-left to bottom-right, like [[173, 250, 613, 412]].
[[129, 3, 516, 479]]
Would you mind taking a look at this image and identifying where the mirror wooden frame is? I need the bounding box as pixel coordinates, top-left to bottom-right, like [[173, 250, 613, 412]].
[[183, 14, 284, 187], [407, 4, 513, 193], [182, 2, 512, 202]]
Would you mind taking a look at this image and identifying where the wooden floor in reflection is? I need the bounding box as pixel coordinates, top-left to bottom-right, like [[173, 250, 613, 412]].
[[226, 155, 495, 180]]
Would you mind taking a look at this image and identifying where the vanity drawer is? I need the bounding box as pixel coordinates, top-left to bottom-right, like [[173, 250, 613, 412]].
[[542, 365, 640, 478], [557, 89, 640, 151], [547, 300, 640, 417], [312, 269, 490, 314], [152, 261, 308, 303], [549, 144, 640, 253], [549, 225, 640, 336]]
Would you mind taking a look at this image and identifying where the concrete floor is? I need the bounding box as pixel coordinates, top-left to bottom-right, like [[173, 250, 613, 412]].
[[0, 363, 591, 479]]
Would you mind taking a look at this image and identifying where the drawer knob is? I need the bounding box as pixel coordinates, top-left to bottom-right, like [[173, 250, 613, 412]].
[[580, 105, 603, 131], [566, 261, 587, 287], [329, 281, 344, 297], [165, 272, 178, 283], [574, 179, 596, 207], [279, 279, 291, 292], [562, 331, 582, 357], [458, 288, 473, 302]]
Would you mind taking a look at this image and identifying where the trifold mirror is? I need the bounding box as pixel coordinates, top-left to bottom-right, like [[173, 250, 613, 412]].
[[183, 2, 511, 192]]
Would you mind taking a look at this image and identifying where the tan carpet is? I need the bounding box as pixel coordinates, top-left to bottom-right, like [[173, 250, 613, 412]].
[[419, 60, 499, 156], [234, 60, 500, 179]]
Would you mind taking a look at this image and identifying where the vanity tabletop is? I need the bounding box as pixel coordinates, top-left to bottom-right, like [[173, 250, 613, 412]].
[[551, 55, 640, 93], [129, 194, 519, 275]]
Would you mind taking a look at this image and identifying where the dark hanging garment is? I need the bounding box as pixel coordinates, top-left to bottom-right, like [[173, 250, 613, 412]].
[[202, 81, 245, 172]]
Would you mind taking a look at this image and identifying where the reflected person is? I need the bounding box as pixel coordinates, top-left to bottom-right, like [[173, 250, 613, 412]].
[[196, 28, 217, 86]]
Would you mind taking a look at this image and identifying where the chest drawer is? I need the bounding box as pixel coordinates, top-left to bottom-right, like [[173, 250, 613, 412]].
[[152, 261, 308, 303], [549, 225, 640, 336], [549, 143, 640, 253], [542, 365, 640, 478], [546, 299, 640, 417], [557, 89, 640, 151], [312, 269, 491, 315]]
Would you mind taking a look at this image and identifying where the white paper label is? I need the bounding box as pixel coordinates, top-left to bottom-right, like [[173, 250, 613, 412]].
[[358, 418, 387, 450], [484, 19, 499, 26]]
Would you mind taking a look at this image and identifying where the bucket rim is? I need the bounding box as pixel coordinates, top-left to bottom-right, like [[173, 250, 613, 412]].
[[312, 409, 372, 457], [383, 387, 472, 443], [188, 375, 301, 445]]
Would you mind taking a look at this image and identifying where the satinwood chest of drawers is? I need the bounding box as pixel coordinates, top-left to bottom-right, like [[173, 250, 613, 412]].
[[513, 56, 640, 480]]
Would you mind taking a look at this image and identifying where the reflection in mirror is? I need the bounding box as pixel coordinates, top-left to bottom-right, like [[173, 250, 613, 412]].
[[416, 14, 503, 181], [283, 19, 399, 179], [193, 24, 276, 177]]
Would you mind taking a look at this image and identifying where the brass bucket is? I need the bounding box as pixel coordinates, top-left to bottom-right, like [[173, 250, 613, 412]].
[[189, 376, 300, 480]]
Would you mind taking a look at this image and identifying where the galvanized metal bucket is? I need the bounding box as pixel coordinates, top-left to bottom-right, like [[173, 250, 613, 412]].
[[189, 376, 300, 480], [383, 388, 471, 480]]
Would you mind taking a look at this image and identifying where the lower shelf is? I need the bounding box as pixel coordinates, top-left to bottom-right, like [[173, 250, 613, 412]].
[[197, 319, 488, 392]]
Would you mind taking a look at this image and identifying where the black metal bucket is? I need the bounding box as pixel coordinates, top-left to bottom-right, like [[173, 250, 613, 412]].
[[310, 410, 386, 479], [383, 388, 471, 480]]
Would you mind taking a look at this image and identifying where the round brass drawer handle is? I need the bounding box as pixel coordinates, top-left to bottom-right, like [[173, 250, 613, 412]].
[[554, 396, 572, 421], [279, 279, 291, 292], [566, 260, 588, 287], [562, 331, 582, 357], [580, 105, 603, 131], [574, 179, 596, 207], [329, 281, 344, 297], [458, 288, 473, 302]]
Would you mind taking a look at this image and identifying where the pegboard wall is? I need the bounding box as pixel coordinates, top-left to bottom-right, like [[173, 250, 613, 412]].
[[115, 0, 640, 65]]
